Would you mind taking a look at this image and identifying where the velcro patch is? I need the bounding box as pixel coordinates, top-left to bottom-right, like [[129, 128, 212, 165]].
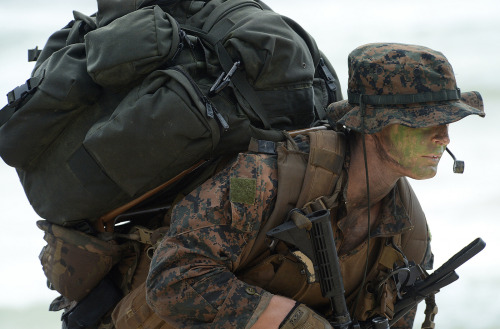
[[230, 177, 256, 204]]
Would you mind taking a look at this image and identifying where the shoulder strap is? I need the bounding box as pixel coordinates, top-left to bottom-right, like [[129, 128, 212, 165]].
[[262, 128, 346, 219], [237, 127, 346, 267], [296, 129, 346, 208]]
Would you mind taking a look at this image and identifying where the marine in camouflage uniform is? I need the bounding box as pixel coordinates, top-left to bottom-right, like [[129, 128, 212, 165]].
[[146, 43, 485, 328]]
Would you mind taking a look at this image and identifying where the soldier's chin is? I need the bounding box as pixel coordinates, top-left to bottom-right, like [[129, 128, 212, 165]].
[[408, 167, 438, 180]]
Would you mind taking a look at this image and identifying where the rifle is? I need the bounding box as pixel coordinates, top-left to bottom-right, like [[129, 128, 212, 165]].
[[267, 209, 358, 328], [388, 237, 486, 326], [267, 209, 486, 329]]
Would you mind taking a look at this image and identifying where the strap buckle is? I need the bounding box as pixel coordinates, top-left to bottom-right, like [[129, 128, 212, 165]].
[[208, 60, 241, 96], [6, 75, 43, 108], [421, 294, 438, 329]]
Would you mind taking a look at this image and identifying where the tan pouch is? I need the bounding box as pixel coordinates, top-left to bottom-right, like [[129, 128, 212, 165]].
[[112, 281, 175, 329], [37, 220, 127, 301]]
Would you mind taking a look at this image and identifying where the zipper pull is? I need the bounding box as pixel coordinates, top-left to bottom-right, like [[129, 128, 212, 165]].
[[205, 98, 214, 119], [208, 60, 241, 97], [205, 97, 229, 131], [214, 108, 229, 131]]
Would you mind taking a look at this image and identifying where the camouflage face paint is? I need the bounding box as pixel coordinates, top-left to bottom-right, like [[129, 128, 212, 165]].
[[376, 124, 450, 179]]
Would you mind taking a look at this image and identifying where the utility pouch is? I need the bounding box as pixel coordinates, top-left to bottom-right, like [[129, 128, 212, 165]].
[[355, 276, 397, 321], [0, 42, 101, 169], [85, 5, 182, 88], [111, 281, 175, 329], [37, 220, 128, 301], [81, 67, 221, 197], [239, 253, 318, 303], [351, 240, 405, 321], [63, 276, 123, 329]]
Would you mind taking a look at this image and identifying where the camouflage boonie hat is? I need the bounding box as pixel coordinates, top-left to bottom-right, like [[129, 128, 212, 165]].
[[327, 43, 485, 133]]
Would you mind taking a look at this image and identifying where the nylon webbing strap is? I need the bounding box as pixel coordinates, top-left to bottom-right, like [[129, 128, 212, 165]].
[[296, 130, 346, 208], [348, 89, 461, 106], [201, 0, 261, 32], [182, 0, 271, 129], [215, 42, 271, 129], [0, 76, 44, 126]]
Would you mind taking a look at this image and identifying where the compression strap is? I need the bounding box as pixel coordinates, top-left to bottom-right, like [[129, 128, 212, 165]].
[[348, 89, 461, 106]]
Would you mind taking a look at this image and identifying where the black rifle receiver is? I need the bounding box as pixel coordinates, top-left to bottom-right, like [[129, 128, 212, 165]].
[[388, 237, 486, 326], [267, 209, 353, 329]]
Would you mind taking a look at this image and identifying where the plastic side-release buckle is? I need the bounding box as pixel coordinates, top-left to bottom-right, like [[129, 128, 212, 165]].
[[28, 46, 42, 62], [6, 75, 43, 108], [247, 138, 277, 155]]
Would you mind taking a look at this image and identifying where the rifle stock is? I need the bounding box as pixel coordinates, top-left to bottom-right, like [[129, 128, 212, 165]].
[[268, 209, 353, 328]]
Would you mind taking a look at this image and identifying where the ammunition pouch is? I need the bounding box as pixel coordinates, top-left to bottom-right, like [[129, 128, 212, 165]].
[[350, 239, 408, 321], [37, 220, 130, 301], [238, 251, 328, 309], [354, 272, 397, 321]]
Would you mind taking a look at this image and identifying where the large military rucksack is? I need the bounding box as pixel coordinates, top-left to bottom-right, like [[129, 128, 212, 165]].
[[0, 0, 341, 227]]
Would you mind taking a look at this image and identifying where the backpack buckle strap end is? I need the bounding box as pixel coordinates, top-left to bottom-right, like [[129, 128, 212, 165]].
[[247, 138, 277, 155], [421, 294, 438, 329], [6, 75, 44, 108], [28, 46, 42, 62], [301, 196, 329, 215]]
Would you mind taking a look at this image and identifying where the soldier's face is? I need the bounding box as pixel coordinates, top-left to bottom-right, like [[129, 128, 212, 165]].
[[375, 124, 450, 179]]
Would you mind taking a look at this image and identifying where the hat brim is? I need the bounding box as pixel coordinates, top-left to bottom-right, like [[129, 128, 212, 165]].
[[327, 91, 485, 134]]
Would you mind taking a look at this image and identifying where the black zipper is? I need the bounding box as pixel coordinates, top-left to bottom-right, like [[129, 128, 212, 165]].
[[170, 66, 229, 131]]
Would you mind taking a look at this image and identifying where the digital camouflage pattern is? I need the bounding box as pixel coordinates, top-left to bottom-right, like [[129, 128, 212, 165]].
[[328, 43, 485, 133], [37, 220, 128, 302], [146, 141, 431, 328], [147, 152, 279, 328]]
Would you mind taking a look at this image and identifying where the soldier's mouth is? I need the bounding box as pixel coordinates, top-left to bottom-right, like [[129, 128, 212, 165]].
[[422, 155, 441, 161]]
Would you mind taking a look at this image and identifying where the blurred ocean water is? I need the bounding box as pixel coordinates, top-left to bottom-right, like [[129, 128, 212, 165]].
[[0, 0, 499, 328]]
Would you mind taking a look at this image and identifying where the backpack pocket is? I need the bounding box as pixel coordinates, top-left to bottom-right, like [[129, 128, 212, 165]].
[[80, 67, 222, 197], [0, 43, 101, 168], [86, 5, 182, 89]]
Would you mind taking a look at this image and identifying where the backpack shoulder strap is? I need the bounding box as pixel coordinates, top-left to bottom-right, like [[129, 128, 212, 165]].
[[295, 129, 346, 208], [238, 127, 346, 266]]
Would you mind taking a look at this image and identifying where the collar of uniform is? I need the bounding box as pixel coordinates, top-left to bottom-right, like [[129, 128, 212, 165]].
[[370, 180, 414, 237], [335, 177, 413, 239]]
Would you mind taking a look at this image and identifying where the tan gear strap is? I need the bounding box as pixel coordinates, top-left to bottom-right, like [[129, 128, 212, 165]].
[[238, 132, 308, 267], [296, 130, 346, 208], [421, 294, 438, 329], [130, 226, 155, 245], [279, 303, 333, 329], [239, 128, 346, 271]]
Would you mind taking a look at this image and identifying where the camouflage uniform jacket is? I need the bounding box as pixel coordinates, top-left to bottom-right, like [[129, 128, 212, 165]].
[[146, 141, 432, 329]]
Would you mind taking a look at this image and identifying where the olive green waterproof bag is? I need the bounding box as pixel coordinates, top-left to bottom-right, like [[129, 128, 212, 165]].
[[0, 0, 342, 226]]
